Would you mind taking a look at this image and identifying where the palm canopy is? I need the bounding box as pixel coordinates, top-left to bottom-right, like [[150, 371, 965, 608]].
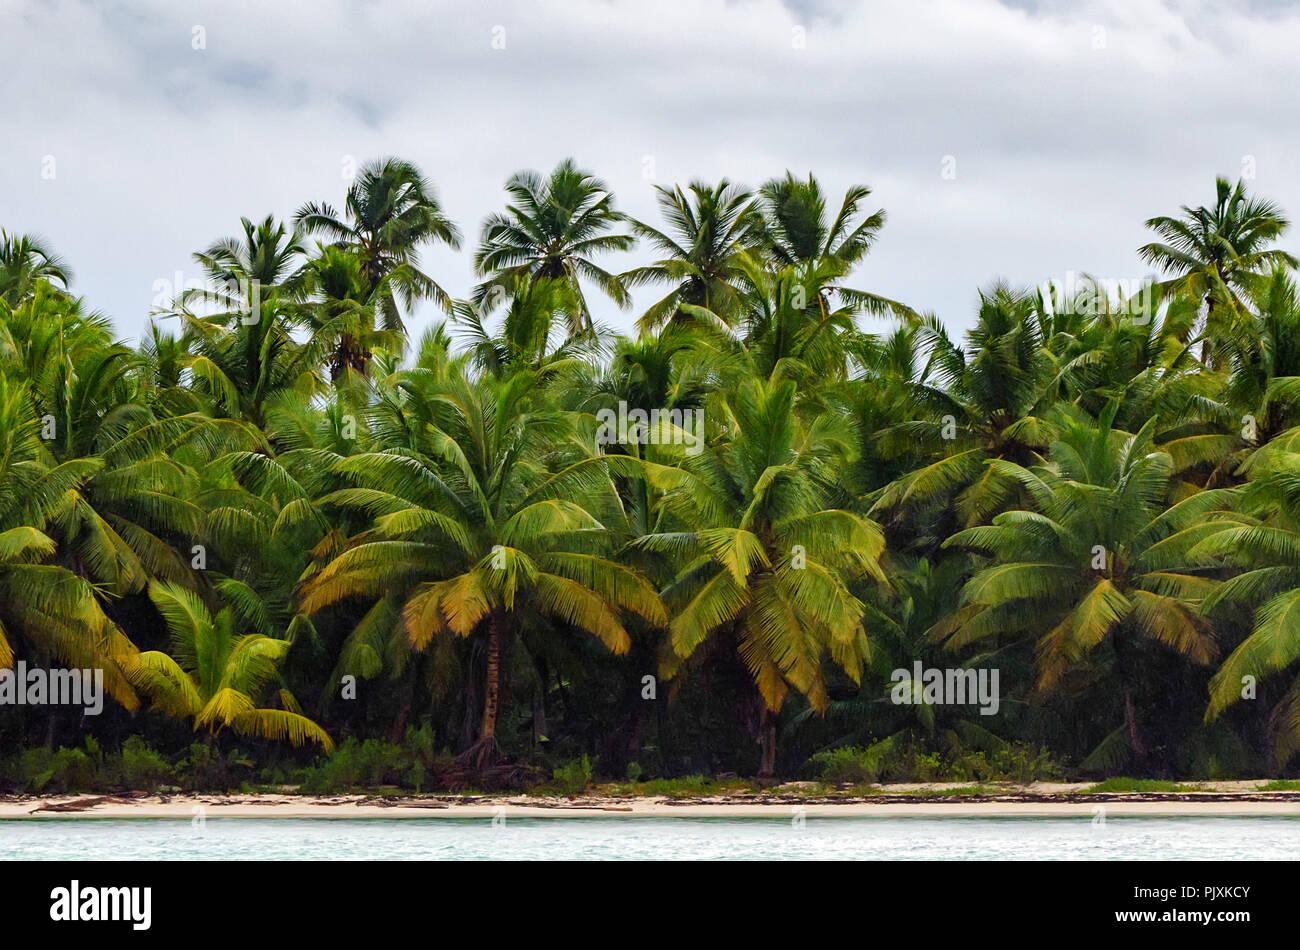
[[755, 172, 914, 320], [299, 366, 664, 754], [0, 371, 140, 707], [451, 275, 598, 382], [871, 286, 1060, 528], [473, 158, 635, 326], [1219, 267, 1300, 452], [124, 581, 333, 750], [295, 156, 462, 319], [1, 287, 238, 596], [1189, 449, 1300, 764], [936, 406, 1232, 764], [623, 180, 762, 332], [1139, 177, 1297, 361], [0, 231, 71, 306], [191, 214, 307, 304], [296, 244, 408, 381], [737, 252, 865, 381], [635, 372, 886, 772]]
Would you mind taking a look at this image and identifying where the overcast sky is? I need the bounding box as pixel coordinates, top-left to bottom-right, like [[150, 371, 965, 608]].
[[3, 0, 1298, 346]]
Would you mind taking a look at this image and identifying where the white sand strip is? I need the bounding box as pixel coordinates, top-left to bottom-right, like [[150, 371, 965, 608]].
[[3, 794, 1300, 819]]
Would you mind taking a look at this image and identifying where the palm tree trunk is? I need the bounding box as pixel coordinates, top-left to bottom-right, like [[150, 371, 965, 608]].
[[1112, 630, 1149, 773], [480, 609, 505, 741], [387, 664, 416, 743], [1124, 687, 1148, 770], [458, 609, 506, 772], [532, 654, 549, 746], [758, 706, 777, 778]]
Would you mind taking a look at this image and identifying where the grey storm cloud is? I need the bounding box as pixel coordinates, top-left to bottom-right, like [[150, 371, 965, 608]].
[[2, 0, 1299, 345]]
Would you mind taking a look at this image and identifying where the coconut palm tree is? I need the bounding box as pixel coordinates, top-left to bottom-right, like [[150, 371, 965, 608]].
[[154, 215, 326, 423], [191, 215, 307, 304], [623, 180, 761, 332], [124, 581, 333, 750], [635, 372, 886, 775], [871, 287, 1059, 531], [299, 366, 664, 766], [1139, 177, 1297, 363], [0, 231, 71, 306], [2, 284, 217, 592], [452, 275, 597, 382], [295, 157, 462, 321], [473, 158, 634, 328], [755, 172, 914, 320], [1189, 450, 1300, 765], [1215, 268, 1300, 462], [798, 556, 1012, 769], [936, 406, 1231, 770], [0, 372, 139, 707], [295, 245, 406, 381]]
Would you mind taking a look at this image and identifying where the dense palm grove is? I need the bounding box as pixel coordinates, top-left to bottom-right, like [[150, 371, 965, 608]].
[[5, 159, 1300, 789]]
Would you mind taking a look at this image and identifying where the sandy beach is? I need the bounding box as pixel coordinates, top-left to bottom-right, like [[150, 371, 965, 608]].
[[5, 783, 1300, 819]]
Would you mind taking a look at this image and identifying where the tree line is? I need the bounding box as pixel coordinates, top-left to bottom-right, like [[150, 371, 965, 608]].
[[3, 160, 1299, 784]]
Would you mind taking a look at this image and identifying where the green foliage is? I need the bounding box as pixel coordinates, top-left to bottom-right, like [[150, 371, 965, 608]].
[[810, 740, 1061, 785], [176, 742, 253, 792], [1, 736, 172, 793], [7, 169, 1300, 788], [16, 743, 96, 793], [1083, 778, 1190, 793], [808, 746, 883, 785], [119, 736, 173, 791], [1257, 779, 1300, 790], [297, 726, 442, 793], [551, 754, 594, 795]]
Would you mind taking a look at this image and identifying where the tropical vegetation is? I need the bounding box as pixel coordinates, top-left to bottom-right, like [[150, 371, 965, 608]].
[[5, 160, 1300, 789]]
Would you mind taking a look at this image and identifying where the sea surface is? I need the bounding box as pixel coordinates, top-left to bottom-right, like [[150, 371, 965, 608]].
[[1, 815, 1296, 860]]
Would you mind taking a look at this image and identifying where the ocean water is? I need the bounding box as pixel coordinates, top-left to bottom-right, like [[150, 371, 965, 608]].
[[1, 815, 1296, 860]]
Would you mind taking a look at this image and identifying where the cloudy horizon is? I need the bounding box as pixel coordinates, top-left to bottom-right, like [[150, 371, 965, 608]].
[[4, 0, 1299, 345]]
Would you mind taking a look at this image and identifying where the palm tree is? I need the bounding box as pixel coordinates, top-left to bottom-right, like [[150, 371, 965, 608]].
[[0, 231, 71, 306], [871, 287, 1059, 533], [1139, 177, 1297, 363], [737, 252, 865, 380], [299, 366, 664, 766], [800, 556, 1009, 766], [295, 157, 462, 321], [124, 581, 333, 750], [473, 158, 634, 328], [191, 215, 306, 305], [297, 245, 405, 381], [0, 372, 139, 708], [636, 372, 886, 775], [1190, 450, 1300, 765], [452, 275, 597, 382], [623, 180, 761, 331], [154, 215, 326, 423], [1213, 267, 1300, 465], [1, 284, 217, 593], [756, 172, 914, 319], [936, 407, 1230, 770]]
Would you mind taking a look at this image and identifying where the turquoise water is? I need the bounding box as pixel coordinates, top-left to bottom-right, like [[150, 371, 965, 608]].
[[1, 815, 1297, 860]]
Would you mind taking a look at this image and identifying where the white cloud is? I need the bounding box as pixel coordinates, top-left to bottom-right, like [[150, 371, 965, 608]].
[[2, 0, 1298, 344]]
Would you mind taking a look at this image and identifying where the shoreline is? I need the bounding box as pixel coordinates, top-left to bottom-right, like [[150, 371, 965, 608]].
[[6, 784, 1300, 819]]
